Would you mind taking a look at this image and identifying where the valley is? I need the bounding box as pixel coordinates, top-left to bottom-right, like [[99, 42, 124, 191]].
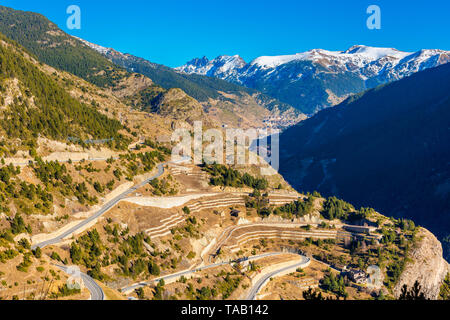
[[277, 62, 450, 261], [0, 3, 448, 303], [177, 46, 450, 115]]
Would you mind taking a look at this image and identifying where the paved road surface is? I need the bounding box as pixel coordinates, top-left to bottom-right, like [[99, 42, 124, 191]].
[[246, 255, 310, 300], [32, 158, 189, 249], [208, 222, 324, 262], [121, 252, 283, 294], [55, 265, 105, 301]]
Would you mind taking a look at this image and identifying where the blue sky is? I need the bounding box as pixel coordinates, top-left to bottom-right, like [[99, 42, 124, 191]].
[[2, 0, 449, 67]]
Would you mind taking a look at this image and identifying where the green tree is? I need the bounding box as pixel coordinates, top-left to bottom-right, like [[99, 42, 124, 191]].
[[399, 281, 426, 300]]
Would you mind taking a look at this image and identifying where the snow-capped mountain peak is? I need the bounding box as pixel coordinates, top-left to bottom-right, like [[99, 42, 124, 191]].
[[175, 45, 450, 114], [176, 54, 246, 78], [247, 45, 415, 71], [342, 45, 410, 59], [185, 56, 210, 69], [74, 36, 450, 115], [74, 36, 114, 55], [177, 45, 449, 76]]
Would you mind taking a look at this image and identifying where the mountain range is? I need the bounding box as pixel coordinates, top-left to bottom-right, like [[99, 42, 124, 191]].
[[177, 46, 450, 114], [276, 62, 450, 259], [0, 31, 128, 151], [0, 4, 448, 301], [75, 37, 305, 129], [0, 6, 304, 130]]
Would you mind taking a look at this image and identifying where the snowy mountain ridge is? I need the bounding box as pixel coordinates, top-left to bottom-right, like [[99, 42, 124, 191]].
[[175, 45, 450, 114], [176, 45, 449, 80]]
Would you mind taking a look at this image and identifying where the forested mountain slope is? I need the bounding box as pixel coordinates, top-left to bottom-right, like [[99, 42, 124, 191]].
[[0, 5, 302, 129], [77, 37, 305, 129], [0, 32, 129, 154], [0, 6, 126, 88], [0, 6, 218, 130], [278, 62, 450, 258]]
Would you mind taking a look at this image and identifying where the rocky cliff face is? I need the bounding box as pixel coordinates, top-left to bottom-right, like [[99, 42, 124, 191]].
[[394, 228, 449, 299]]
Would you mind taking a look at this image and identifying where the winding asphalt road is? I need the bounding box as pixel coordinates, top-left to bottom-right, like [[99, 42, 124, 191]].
[[121, 252, 285, 294], [246, 255, 310, 300], [32, 156, 311, 300], [55, 265, 105, 300], [32, 157, 189, 250]]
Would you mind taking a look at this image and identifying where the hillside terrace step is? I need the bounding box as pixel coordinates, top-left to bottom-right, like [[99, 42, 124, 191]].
[[187, 197, 246, 213], [145, 214, 185, 236], [189, 203, 245, 213], [223, 228, 379, 251], [225, 234, 334, 249], [187, 197, 244, 207], [234, 231, 336, 242], [187, 200, 245, 210], [146, 215, 184, 232], [234, 230, 338, 240], [232, 230, 337, 244], [160, 213, 182, 223], [147, 230, 173, 239]]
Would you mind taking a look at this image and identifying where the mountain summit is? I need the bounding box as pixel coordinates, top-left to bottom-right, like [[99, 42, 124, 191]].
[[178, 55, 247, 79], [176, 46, 450, 114]]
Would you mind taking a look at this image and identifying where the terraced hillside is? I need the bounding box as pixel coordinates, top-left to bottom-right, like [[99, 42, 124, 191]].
[[5, 158, 443, 301]]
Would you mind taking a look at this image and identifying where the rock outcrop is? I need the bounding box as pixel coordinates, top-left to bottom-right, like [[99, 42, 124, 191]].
[[394, 228, 449, 299]]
